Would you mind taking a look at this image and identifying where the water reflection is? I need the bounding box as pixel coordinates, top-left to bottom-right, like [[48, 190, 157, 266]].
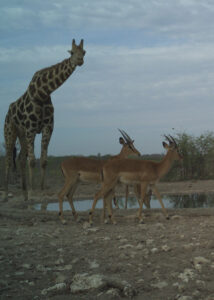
[[34, 193, 214, 211], [165, 193, 214, 208]]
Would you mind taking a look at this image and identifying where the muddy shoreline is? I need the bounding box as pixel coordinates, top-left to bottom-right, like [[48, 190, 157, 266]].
[[0, 180, 214, 300]]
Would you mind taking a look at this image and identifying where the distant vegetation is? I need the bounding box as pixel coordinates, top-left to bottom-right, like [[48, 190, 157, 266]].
[[1, 131, 214, 187]]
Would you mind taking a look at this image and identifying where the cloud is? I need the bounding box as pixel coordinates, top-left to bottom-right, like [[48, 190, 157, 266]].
[[1, 0, 214, 44]]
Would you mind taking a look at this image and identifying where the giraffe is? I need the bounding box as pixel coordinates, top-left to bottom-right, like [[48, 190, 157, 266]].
[[4, 39, 86, 201]]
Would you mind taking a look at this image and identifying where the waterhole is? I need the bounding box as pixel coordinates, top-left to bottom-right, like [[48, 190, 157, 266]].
[[34, 193, 214, 211]]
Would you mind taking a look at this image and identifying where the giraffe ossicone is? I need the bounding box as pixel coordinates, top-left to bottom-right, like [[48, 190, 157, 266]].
[[4, 39, 86, 201]]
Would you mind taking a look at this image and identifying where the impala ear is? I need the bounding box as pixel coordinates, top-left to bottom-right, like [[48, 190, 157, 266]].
[[119, 137, 125, 145], [162, 141, 169, 149]]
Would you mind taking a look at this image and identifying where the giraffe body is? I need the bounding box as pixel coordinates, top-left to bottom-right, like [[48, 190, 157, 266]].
[[4, 39, 85, 201]]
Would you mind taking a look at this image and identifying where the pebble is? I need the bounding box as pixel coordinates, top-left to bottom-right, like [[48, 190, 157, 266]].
[[151, 281, 168, 289]]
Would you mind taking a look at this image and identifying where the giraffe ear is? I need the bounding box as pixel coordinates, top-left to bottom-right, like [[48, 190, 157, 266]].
[[79, 39, 84, 48], [72, 39, 76, 47]]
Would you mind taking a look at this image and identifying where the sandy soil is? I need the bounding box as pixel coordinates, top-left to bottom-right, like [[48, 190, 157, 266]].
[[0, 180, 214, 300]]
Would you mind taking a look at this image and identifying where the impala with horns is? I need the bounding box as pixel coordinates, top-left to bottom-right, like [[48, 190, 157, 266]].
[[58, 129, 141, 224], [89, 135, 183, 225]]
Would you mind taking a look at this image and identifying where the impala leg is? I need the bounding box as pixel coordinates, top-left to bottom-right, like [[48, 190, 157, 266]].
[[113, 194, 119, 209], [125, 184, 129, 209], [151, 185, 169, 219], [106, 191, 117, 225], [138, 182, 149, 223], [89, 190, 101, 225], [67, 180, 79, 220], [89, 178, 117, 225], [144, 188, 152, 209], [58, 176, 77, 224], [103, 189, 115, 224], [134, 184, 141, 207]]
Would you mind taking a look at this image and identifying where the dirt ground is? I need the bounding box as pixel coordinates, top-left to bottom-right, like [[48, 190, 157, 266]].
[[1, 180, 214, 300]]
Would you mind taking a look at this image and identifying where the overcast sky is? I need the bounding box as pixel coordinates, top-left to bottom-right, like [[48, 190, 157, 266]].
[[1, 0, 214, 157]]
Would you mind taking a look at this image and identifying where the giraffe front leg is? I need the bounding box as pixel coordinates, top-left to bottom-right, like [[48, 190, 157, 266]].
[[40, 126, 53, 190], [3, 125, 17, 201], [26, 133, 36, 200]]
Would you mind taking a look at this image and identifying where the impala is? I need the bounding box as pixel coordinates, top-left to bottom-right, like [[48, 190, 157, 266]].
[[89, 135, 183, 224], [58, 129, 141, 224]]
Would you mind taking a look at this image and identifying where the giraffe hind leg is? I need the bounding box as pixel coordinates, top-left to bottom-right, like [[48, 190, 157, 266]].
[[4, 123, 17, 201], [17, 133, 28, 201]]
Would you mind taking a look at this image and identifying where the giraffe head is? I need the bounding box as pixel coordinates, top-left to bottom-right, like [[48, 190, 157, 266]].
[[68, 39, 86, 66]]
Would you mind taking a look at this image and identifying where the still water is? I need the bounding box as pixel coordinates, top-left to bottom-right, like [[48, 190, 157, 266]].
[[35, 193, 214, 211]]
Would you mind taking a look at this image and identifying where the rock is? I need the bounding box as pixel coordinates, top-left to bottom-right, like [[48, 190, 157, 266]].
[[151, 247, 158, 254], [136, 243, 144, 250], [70, 273, 136, 297], [154, 222, 165, 230], [55, 273, 67, 284], [82, 222, 91, 229], [161, 245, 171, 252], [178, 269, 195, 283], [183, 243, 194, 250], [87, 227, 99, 233], [15, 272, 24, 276], [171, 215, 183, 220], [55, 257, 64, 265], [118, 244, 133, 250], [41, 283, 67, 295], [138, 224, 147, 230], [106, 288, 120, 298], [193, 256, 210, 271], [151, 281, 168, 289], [89, 260, 99, 269], [70, 273, 104, 294], [22, 263, 31, 269], [146, 239, 154, 246], [177, 296, 192, 300]]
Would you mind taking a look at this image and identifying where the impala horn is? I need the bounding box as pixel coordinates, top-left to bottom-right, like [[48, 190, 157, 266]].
[[169, 135, 178, 148], [118, 129, 134, 144], [164, 135, 173, 145]]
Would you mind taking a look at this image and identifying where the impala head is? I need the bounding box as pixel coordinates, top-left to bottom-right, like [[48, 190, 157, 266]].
[[68, 39, 86, 66], [163, 135, 183, 161], [118, 129, 141, 158]]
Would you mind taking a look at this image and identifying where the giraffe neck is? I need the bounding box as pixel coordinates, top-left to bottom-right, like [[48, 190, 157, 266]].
[[27, 57, 77, 101]]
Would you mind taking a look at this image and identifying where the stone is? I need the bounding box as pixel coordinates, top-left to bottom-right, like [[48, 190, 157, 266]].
[[106, 288, 120, 298], [151, 247, 158, 254], [146, 239, 154, 246], [136, 243, 144, 250], [171, 215, 183, 220], [151, 281, 168, 289], [118, 244, 133, 250], [70, 273, 136, 297], [41, 283, 67, 295], [193, 256, 210, 271], [70, 273, 104, 294], [178, 269, 195, 283], [89, 260, 99, 269]]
